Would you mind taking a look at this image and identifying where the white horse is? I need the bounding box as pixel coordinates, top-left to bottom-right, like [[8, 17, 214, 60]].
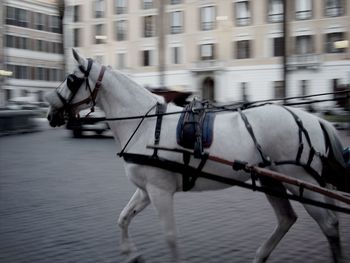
[[46, 50, 348, 263]]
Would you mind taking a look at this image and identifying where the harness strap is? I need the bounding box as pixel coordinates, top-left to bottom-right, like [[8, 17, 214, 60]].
[[282, 107, 317, 167], [279, 106, 326, 186], [118, 103, 158, 157], [182, 153, 209, 191], [153, 103, 167, 157], [56, 89, 69, 107], [238, 109, 271, 167]]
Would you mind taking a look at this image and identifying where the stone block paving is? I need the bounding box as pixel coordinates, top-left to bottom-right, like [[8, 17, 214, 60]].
[[0, 129, 349, 263]]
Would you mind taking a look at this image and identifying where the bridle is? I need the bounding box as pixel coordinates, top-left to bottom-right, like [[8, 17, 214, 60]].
[[56, 58, 107, 115]]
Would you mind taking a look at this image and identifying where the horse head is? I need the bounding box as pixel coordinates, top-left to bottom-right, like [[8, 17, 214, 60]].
[[46, 49, 106, 127]]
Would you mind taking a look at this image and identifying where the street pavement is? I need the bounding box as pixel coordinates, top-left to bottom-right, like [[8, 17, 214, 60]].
[[1, 127, 350, 263]]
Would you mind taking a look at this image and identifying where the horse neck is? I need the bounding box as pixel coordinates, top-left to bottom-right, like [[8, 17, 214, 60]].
[[96, 69, 161, 145], [98, 70, 159, 116]]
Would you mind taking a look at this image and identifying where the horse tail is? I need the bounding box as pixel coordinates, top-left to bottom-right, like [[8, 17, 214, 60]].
[[319, 119, 350, 193]]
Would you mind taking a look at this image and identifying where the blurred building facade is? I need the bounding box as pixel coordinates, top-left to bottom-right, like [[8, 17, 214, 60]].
[[57, 1, 350, 102], [1, 0, 64, 106]]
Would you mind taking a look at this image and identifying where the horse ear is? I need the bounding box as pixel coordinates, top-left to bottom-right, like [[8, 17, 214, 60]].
[[72, 48, 85, 65]]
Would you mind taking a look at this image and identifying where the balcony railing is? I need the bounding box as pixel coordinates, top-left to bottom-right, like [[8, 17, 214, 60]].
[[325, 6, 343, 17], [287, 53, 322, 70], [295, 10, 312, 20], [268, 13, 283, 23], [170, 26, 182, 34], [143, 2, 153, 9], [236, 17, 251, 26], [191, 60, 223, 72], [116, 7, 127, 14], [201, 21, 215, 31]]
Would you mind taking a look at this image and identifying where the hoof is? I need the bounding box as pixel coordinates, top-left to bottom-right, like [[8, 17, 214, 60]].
[[121, 241, 137, 255], [127, 254, 145, 263]]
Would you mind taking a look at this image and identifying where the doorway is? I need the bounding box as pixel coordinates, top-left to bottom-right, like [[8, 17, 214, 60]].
[[202, 76, 215, 101]]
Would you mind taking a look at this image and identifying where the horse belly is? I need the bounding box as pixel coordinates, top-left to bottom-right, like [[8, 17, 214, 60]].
[[187, 113, 259, 192]]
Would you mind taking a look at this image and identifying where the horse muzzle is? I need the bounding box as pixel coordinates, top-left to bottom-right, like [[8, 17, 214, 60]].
[[47, 108, 66, 127]]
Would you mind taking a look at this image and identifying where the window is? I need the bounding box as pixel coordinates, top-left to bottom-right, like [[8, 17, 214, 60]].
[[50, 16, 61, 33], [241, 82, 249, 102], [94, 0, 105, 18], [5, 35, 14, 48], [200, 6, 215, 31], [170, 0, 182, 4], [35, 13, 45, 30], [115, 0, 127, 14], [18, 8, 28, 27], [6, 7, 28, 27], [5, 89, 11, 101], [36, 40, 45, 52], [300, 80, 308, 96], [200, 44, 215, 60], [51, 42, 63, 54], [295, 0, 312, 20], [73, 28, 81, 47], [36, 67, 45, 80], [16, 37, 29, 50], [235, 0, 251, 26], [116, 53, 126, 69], [170, 11, 183, 34], [325, 32, 347, 53], [274, 81, 285, 98], [295, 35, 314, 54], [6, 6, 15, 25], [325, 0, 344, 17], [94, 24, 106, 44], [51, 68, 63, 81], [115, 20, 127, 41], [142, 0, 153, 9], [73, 5, 81, 22], [143, 16, 155, 37], [235, 40, 251, 59], [142, 50, 154, 66], [172, 47, 181, 64], [273, 37, 283, 57], [268, 0, 283, 22], [14, 65, 28, 79]]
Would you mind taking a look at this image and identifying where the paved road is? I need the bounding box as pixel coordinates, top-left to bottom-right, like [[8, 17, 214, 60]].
[[1, 128, 350, 263]]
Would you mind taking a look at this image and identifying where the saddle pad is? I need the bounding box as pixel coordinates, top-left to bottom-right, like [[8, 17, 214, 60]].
[[176, 109, 215, 150]]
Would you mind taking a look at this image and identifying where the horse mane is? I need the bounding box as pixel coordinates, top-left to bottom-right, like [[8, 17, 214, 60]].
[[107, 68, 164, 104]]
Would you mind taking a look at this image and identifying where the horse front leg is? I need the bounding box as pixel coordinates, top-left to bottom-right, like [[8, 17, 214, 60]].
[[147, 185, 179, 262], [118, 188, 150, 261], [254, 181, 297, 263]]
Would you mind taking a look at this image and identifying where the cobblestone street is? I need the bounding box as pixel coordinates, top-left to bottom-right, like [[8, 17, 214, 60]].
[[1, 128, 350, 263]]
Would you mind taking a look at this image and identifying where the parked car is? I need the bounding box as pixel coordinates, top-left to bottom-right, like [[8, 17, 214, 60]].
[[66, 107, 109, 137]]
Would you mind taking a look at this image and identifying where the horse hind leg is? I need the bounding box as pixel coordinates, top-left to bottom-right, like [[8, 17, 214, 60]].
[[118, 188, 150, 262], [254, 180, 297, 263]]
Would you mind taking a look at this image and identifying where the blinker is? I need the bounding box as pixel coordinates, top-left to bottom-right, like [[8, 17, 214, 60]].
[[67, 74, 84, 92]]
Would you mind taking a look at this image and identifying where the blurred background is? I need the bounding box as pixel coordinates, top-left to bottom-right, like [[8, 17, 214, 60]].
[[0, 0, 349, 132]]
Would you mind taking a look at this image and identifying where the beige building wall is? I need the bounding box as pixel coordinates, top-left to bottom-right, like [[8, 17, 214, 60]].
[[2, 0, 64, 103], [64, 0, 350, 104]]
